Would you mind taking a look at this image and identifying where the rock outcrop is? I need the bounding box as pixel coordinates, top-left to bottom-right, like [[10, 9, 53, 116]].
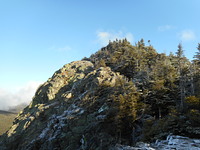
[[0, 60, 137, 150], [1, 40, 200, 150]]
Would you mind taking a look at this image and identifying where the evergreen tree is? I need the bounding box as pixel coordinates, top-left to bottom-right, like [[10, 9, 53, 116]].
[[137, 38, 145, 48], [176, 43, 184, 58], [193, 43, 200, 97], [176, 43, 185, 110], [194, 43, 200, 65]]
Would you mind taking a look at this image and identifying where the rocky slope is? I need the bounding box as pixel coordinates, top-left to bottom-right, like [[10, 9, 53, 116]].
[[0, 60, 141, 149], [0, 40, 200, 149]]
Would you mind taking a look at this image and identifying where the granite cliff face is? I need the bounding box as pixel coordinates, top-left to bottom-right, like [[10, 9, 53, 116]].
[[1, 40, 200, 149]]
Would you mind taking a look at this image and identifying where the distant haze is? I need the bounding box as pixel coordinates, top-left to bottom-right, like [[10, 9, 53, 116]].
[[0, 81, 42, 111]]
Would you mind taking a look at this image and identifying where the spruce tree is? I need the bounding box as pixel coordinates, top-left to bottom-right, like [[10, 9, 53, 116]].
[[194, 43, 200, 65], [193, 43, 200, 97], [176, 43, 184, 58], [176, 43, 185, 110]]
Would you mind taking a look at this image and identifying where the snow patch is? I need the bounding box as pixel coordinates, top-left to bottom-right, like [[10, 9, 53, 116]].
[[36, 104, 85, 142], [112, 135, 200, 150]]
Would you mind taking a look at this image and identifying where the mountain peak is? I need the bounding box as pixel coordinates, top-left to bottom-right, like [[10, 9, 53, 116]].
[[0, 40, 200, 149]]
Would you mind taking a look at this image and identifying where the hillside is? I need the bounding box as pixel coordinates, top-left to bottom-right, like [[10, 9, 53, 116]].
[[0, 111, 17, 135], [0, 104, 27, 136], [0, 39, 200, 149]]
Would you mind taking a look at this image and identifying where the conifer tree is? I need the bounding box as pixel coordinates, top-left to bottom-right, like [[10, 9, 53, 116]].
[[176, 43, 184, 58], [194, 43, 200, 65], [193, 43, 200, 97], [176, 43, 185, 110]]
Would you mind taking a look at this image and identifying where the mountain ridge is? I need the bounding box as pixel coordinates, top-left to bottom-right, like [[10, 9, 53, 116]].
[[0, 110, 17, 115], [0, 39, 200, 149]]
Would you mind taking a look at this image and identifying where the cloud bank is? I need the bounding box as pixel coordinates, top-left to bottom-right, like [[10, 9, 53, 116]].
[[96, 30, 134, 46], [0, 81, 42, 111]]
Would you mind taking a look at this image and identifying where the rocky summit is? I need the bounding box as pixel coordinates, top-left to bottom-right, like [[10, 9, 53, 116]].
[[0, 40, 200, 150], [0, 60, 134, 149]]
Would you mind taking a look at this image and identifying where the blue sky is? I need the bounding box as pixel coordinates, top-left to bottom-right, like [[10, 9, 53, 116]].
[[0, 0, 200, 109]]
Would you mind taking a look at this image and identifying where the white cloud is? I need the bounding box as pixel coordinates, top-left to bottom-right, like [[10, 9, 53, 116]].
[[158, 25, 174, 31], [179, 30, 196, 41], [96, 30, 134, 46], [0, 81, 42, 111]]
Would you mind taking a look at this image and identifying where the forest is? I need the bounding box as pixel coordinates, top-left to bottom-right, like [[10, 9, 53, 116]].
[[88, 39, 200, 141]]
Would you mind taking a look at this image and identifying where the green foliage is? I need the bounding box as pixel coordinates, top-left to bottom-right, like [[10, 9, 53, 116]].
[[194, 43, 200, 64], [89, 39, 200, 141], [186, 96, 200, 110], [176, 43, 184, 58], [95, 59, 106, 69], [102, 76, 146, 144], [3, 39, 200, 149], [152, 79, 165, 91], [186, 109, 200, 127]]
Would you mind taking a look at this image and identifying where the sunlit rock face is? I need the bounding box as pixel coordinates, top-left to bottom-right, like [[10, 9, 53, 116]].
[[0, 60, 131, 150]]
